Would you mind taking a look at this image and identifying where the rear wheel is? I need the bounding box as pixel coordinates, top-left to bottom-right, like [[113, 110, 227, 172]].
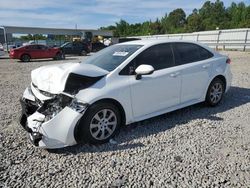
[[80, 50, 87, 56], [54, 52, 63, 60], [61, 53, 65, 59], [75, 102, 121, 144], [205, 78, 225, 106], [21, 54, 31, 62]]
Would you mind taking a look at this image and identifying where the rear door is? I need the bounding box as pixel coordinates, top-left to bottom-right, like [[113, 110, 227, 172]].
[[172, 42, 214, 103], [124, 43, 182, 119]]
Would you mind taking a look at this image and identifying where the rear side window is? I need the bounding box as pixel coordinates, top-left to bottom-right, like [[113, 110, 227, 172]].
[[26, 45, 39, 50], [120, 43, 174, 75], [38, 45, 48, 50], [199, 47, 214, 59], [173, 43, 213, 65]]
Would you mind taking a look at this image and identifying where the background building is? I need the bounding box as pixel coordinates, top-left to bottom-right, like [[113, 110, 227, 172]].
[[0, 26, 113, 50]]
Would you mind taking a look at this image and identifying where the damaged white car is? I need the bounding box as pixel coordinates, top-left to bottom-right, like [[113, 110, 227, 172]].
[[20, 40, 232, 149]]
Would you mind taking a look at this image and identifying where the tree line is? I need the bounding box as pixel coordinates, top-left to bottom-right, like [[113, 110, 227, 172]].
[[100, 0, 250, 37]]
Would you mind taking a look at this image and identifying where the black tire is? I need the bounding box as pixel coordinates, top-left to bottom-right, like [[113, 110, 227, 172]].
[[54, 52, 63, 60], [80, 50, 87, 56], [75, 102, 121, 144], [205, 78, 225, 106], [61, 53, 65, 60], [21, 54, 31, 62]]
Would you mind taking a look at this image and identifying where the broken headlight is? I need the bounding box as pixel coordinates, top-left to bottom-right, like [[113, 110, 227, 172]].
[[32, 82, 56, 98], [39, 90, 56, 98], [38, 94, 73, 121], [68, 98, 88, 113]]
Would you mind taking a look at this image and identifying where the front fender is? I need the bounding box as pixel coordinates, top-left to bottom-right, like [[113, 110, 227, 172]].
[[75, 76, 133, 124]]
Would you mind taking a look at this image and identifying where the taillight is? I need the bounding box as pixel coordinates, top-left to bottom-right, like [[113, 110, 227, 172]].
[[226, 58, 231, 64]]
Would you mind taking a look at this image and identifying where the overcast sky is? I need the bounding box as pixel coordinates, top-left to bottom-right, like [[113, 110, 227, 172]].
[[0, 0, 249, 29]]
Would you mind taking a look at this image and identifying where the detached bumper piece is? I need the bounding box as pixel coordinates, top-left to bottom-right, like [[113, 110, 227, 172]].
[[20, 113, 32, 133], [20, 98, 43, 146], [20, 97, 39, 125], [30, 132, 43, 146]]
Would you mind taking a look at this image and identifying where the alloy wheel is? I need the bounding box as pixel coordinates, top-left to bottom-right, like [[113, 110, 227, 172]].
[[90, 109, 117, 140], [210, 82, 223, 104], [22, 55, 30, 62]]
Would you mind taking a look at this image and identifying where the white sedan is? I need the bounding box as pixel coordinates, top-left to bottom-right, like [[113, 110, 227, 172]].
[[20, 39, 232, 148]]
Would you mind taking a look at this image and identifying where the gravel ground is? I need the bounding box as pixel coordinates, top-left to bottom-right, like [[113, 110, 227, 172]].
[[0, 51, 250, 187]]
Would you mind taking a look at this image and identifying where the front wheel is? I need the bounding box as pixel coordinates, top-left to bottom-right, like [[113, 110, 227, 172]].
[[205, 78, 225, 106], [80, 50, 87, 56], [21, 54, 31, 62], [75, 102, 121, 144]]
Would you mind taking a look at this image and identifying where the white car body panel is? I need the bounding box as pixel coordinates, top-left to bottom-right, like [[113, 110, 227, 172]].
[[180, 58, 213, 103], [30, 83, 52, 101], [20, 39, 232, 148], [32, 63, 108, 94], [27, 108, 82, 148], [129, 66, 181, 118], [75, 75, 134, 124], [38, 107, 82, 148]]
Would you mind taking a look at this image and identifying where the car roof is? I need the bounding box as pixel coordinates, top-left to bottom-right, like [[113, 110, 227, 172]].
[[25, 44, 46, 46], [117, 39, 215, 53], [118, 39, 202, 46]]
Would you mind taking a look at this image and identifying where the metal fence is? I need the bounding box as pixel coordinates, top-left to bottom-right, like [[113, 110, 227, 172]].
[[130, 28, 250, 51]]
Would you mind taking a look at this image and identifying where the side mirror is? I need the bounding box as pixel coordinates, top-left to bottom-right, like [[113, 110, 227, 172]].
[[135, 64, 154, 80]]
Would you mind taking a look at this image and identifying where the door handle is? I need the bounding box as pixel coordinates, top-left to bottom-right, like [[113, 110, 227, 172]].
[[202, 64, 210, 69], [170, 72, 180, 77]]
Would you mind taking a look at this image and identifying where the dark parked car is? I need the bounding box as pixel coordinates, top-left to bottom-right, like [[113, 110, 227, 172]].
[[9, 44, 63, 62], [91, 42, 106, 52], [60, 41, 91, 56]]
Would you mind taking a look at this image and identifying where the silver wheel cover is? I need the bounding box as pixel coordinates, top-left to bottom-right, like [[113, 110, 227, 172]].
[[90, 109, 117, 140], [210, 82, 223, 104]]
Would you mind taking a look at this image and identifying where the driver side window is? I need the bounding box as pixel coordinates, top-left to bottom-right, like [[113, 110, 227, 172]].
[[119, 43, 174, 75], [65, 43, 73, 48]]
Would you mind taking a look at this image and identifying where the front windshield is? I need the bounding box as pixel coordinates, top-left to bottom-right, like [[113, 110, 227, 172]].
[[83, 44, 142, 71]]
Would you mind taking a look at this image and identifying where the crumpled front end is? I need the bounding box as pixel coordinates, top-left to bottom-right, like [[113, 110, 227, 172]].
[[20, 85, 87, 149]]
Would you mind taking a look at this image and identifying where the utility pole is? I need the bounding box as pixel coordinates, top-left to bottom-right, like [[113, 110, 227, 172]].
[[3, 27, 8, 52]]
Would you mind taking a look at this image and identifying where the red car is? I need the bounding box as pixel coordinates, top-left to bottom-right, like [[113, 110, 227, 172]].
[[9, 44, 64, 62]]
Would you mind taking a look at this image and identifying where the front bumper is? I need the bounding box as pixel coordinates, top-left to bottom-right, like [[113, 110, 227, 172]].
[[9, 53, 18, 59], [20, 87, 83, 149]]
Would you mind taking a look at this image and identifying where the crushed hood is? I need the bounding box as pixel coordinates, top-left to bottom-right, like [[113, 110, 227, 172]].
[[31, 63, 109, 94]]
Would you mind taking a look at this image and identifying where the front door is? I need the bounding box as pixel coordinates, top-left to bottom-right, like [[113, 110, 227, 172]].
[[63, 43, 73, 54], [128, 43, 181, 119]]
